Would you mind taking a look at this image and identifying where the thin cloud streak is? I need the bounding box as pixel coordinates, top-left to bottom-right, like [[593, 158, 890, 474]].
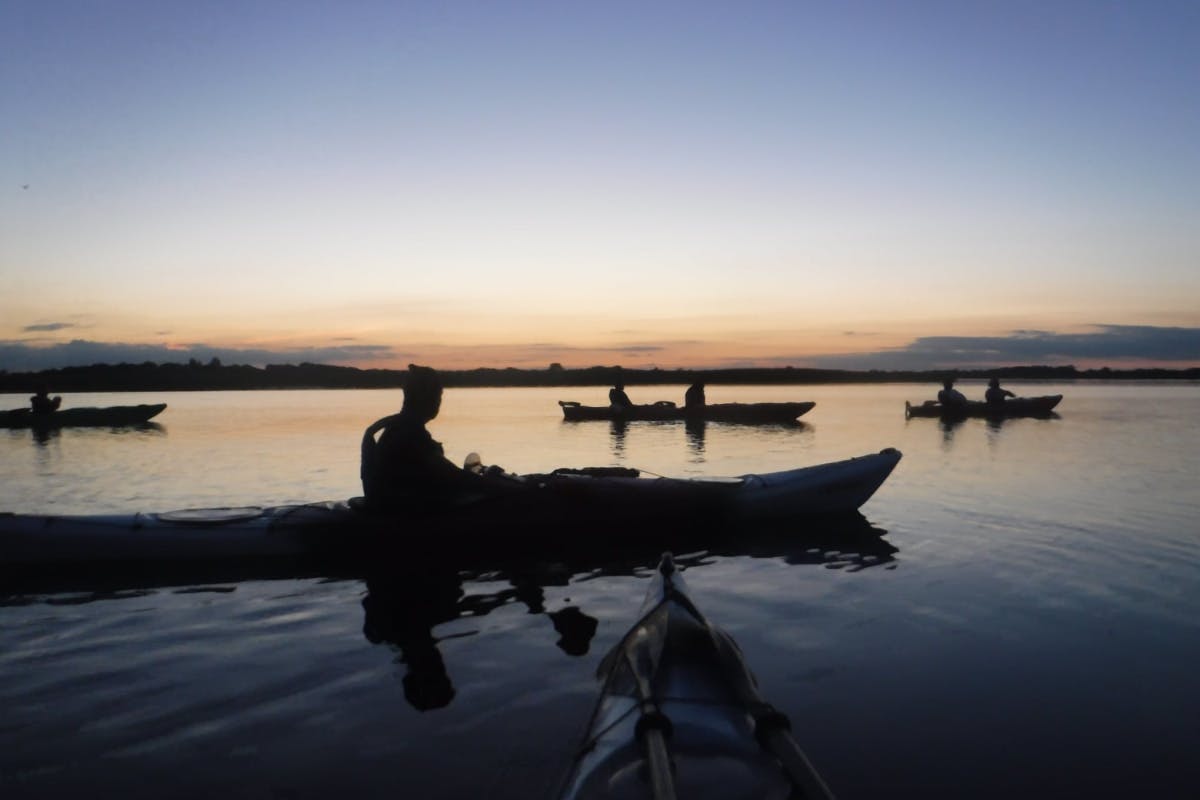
[[807, 325, 1200, 370], [21, 322, 75, 333]]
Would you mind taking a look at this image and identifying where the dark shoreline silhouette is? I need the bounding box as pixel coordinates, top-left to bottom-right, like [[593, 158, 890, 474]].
[[1, 361, 1197, 394]]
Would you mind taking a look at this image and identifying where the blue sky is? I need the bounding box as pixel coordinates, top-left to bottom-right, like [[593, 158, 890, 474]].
[[3, 1, 1198, 370]]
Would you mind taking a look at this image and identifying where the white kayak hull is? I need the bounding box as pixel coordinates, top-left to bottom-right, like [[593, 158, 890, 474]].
[[0, 450, 901, 567]]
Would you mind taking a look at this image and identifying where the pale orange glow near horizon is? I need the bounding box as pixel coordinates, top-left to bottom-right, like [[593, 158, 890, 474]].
[[6, 300, 1199, 373]]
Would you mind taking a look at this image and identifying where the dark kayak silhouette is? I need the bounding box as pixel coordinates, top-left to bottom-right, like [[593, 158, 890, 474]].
[[905, 395, 1062, 419], [1, 403, 167, 429], [559, 400, 815, 424]]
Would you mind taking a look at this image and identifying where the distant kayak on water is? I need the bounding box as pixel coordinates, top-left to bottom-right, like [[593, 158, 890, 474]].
[[0, 403, 167, 429], [557, 553, 835, 800], [905, 395, 1062, 419], [559, 400, 815, 424]]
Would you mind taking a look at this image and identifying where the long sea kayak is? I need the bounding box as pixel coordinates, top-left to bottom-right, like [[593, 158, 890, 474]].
[[559, 554, 834, 800], [1, 403, 167, 429], [904, 395, 1062, 419], [0, 449, 901, 567], [559, 401, 815, 424]]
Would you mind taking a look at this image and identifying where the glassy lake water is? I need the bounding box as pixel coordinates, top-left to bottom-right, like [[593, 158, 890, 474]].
[[2, 382, 1199, 798]]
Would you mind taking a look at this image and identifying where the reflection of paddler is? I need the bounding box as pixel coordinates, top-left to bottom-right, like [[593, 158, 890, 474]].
[[362, 570, 464, 711], [361, 567, 599, 710], [549, 606, 599, 656], [685, 416, 707, 458], [471, 566, 599, 656]]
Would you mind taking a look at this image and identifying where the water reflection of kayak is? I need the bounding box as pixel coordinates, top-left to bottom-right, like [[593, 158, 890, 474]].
[[559, 400, 816, 424], [3, 521, 897, 724], [0, 403, 167, 429], [0, 449, 901, 570], [558, 553, 835, 800], [2, 511, 897, 599], [904, 395, 1062, 419]]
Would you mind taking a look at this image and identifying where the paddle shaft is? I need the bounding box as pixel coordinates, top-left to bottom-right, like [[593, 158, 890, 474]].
[[707, 623, 837, 800], [759, 728, 836, 800], [624, 648, 677, 800]]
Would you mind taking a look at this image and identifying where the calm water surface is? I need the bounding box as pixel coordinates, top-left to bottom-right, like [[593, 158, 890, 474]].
[[2, 382, 1199, 798]]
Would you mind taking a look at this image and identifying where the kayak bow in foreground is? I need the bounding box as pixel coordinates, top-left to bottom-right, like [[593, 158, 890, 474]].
[[559, 554, 835, 800]]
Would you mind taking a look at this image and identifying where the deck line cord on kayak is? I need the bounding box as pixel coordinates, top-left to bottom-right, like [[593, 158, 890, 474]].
[[576, 703, 640, 752], [572, 603, 666, 754], [566, 592, 681, 796], [264, 500, 345, 530]]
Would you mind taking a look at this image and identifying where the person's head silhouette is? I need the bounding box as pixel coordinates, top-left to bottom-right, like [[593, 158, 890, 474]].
[[402, 364, 443, 422]]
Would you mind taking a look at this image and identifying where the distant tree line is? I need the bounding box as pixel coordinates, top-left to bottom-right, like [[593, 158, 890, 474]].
[[1, 360, 1198, 394]]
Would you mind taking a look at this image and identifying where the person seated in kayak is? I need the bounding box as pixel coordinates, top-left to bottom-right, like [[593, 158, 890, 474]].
[[684, 382, 706, 409], [609, 382, 633, 411], [29, 385, 62, 414], [361, 364, 505, 509], [936, 378, 967, 408], [985, 377, 1016, 406]]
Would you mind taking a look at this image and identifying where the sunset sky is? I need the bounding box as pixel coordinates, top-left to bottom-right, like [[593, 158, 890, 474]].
[[3, 1, 1198, 372]]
